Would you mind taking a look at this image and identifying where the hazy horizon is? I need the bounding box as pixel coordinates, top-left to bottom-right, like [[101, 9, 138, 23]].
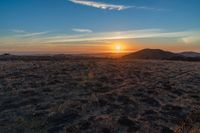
[[1, 48, 200, 56]]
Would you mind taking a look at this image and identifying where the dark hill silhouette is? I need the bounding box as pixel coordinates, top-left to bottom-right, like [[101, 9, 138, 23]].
[[2, 53, 12, 56], [179, 52, 200, 58], [0, 49, 200, 61], [123, 49, 183, 60]]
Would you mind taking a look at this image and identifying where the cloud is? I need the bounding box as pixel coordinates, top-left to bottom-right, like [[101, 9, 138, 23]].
[[9, 29, 50, 38], [15, 31, 50, 37], [68, 0, 130, 10], [10, 29, 26, 33], [133, 6, 170, 11], [72, 28, 93, 33], [181, 36, 200, 44], [68, 0, 168, 11], [1, 29, 197, 47], [42, 29, 192, 44]]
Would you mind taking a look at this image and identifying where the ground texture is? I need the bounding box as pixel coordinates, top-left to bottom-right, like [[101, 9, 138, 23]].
[[0, 59, 200, 133]]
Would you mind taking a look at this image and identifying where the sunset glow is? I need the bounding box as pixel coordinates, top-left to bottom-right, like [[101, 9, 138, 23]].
[[0, 0, 199, 54], [115, 44, 122, 51], [112, 43, 126, 53]]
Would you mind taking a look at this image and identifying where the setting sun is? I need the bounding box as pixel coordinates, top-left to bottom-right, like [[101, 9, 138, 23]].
[[113, 43, 125, 53], [115, 45, 122, 51]]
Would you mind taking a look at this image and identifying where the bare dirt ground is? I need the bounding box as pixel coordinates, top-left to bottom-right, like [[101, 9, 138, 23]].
[[0, 59, 200, 133]]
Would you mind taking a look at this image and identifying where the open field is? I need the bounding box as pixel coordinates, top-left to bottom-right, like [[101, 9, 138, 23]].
[[0, 59, 200, 133]]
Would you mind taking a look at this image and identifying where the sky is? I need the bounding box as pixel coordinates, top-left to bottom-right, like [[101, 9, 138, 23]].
[[0, 0, 200, 54]]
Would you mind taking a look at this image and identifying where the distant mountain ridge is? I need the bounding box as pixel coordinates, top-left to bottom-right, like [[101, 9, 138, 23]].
[[123, 49, 200, 61], [1, 49, 200, 61], [123, 49, 182, 59], [179, 51, 200, 58]]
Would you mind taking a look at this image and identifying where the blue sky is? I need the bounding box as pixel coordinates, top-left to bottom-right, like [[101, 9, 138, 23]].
[[0, 0, 200, 53]]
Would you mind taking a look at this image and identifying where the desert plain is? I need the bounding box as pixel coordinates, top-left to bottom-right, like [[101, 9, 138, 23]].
[[0, 59, 200, 133]]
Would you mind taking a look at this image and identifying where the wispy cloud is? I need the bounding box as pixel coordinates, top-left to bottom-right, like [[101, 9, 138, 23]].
[[68, 0, 130, 10], [10, 29, 26, 34], [68, 0, 168, 11], [72, 28, 93, 33], [133, 6, 170, 11], [9, 29, 50, 37], [181, 36, 200, 44], [16, 31, 49, 37], [42, 29, 192, 44], [1, 29, 198, 47], [0, 30, 50, 47]]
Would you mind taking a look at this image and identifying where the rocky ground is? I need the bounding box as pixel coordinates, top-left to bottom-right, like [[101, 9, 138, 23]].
[[0, 59, 200, 133]]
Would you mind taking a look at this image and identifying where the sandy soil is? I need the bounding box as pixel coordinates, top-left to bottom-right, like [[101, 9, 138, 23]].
[[0, 59, 200, 133]]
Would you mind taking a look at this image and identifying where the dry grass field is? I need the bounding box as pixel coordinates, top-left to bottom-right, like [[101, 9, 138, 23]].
[[0, 59, 200, 133]]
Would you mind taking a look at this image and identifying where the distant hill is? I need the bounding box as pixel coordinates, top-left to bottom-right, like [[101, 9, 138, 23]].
[[179, 52, 200, 58], [1, 53, 12, 56], [0, 53, 106, 61], [123, 49, 200, 61], [123, 49, 183, 60], [81, 53, 127, 58], [0, 52, 126, 61], [0, 50, 200, 61]]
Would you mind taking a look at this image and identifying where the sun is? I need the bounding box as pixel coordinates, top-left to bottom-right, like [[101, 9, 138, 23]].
[[113, 43, 124, 53], [115, 45, 122, 51]]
